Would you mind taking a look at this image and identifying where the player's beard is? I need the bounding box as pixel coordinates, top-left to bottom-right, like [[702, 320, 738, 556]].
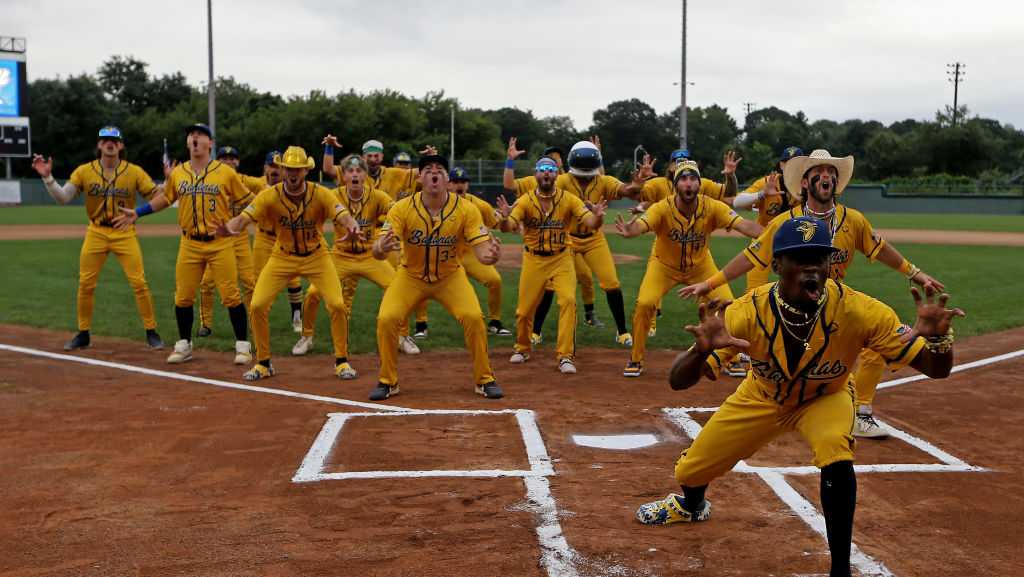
[[538, 178, 554, 195], [807, 174, 837, 206]]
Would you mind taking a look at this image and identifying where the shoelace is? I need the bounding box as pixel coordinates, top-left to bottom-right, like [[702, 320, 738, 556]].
[[858, 414, 881, 427]]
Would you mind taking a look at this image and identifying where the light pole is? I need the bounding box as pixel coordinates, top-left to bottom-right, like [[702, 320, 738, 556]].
[[679, 0, 687, 149], [946, 62, 966, 125], [449, 104, 455, 168], [207, 0, 216, 143], [673, 80, 694, 150]]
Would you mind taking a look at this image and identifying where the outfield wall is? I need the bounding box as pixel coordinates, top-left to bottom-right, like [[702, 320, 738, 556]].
[[3, 180, 1023, 215]]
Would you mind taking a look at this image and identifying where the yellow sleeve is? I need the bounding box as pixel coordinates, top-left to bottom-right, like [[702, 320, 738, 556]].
[[321, 188, 349, 224], [474, 196, 500, 229], [383, 203, 405, 240], [514, 176, 534, 198], [507, 195, 527, 226], [701, 178, 725, 200], [227, 171, 254, 206], [601, 174, 625, 200], [858, 292, 926, 371], [240, 174, 265, 194], [68, 165, 87, 196], [242, 189, 269, 223], [162, 170, 179, 204], [132, 165, 158, 199], [640, 178, 665, 204], [375, 189, 395, 219], [710, 199, 741, 231], [852, 209, 885, 261], [744, 176, 766, 194], [462, 201, 490, 248], [743, 216, 781, 270], [637, 201, 663, 233], [569, 194, 592, 223], [703, 303, 750, 380]]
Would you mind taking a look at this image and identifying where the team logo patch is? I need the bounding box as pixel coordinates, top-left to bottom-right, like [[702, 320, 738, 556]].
[[749, 239, 761, 251], [479, 225, 488, 236], [896, 323, 911, 336], [797, 221, 817, 242]]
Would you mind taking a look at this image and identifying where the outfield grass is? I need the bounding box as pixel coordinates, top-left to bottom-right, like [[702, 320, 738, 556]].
[[0, 205, 180, 225], [0, 230, 1019, 358]]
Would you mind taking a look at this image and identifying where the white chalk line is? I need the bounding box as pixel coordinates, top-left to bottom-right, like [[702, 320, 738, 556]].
[[0, 343, 411, 412], [877, 348, 1024, 390], [292, 409, 579, 577]]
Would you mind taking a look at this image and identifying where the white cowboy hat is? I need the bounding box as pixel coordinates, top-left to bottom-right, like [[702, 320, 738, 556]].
[[782, 149, 854, 197]]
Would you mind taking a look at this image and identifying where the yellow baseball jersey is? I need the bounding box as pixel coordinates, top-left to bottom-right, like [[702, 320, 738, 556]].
[[743, 175, 791, 226], [512, 175, 538, 198], [240, 174, 268, 194], [640, 176, 726, 204], [334, 186, 394, 257], [705, 279, 925, 406], [242, 182, 349, 255], [555, 173, 622, 236], [744, 205, 885, 281], [366, 166, 419, 201], [508, 189, 591, 254], [384, 192, 490, 283], [637, 195, 741, 272], [163, 160, 253, 237], [461, 193, 500, 229], [68, 160, 158, 227]]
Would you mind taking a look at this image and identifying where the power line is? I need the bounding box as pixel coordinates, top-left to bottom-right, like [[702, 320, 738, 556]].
[[946, 61, 966, 125]]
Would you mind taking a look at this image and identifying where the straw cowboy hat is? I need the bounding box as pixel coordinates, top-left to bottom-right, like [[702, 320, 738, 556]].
[[274, 146, 316, 169], [782, 149, 854, 196]]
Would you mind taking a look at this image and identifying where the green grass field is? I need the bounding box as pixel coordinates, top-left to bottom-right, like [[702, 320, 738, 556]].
[[0, 225, 1020, 357]]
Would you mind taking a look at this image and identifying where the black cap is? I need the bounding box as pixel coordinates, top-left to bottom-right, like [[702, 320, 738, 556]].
[[418, 154, 449, 172], [185, 123, 213, 138], [542, 146, 564, 159]]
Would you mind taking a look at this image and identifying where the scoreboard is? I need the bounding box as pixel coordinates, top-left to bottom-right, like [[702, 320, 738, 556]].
[[0, 38, 30, 159]]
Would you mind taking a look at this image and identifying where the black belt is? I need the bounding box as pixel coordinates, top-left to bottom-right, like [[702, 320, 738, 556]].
[[570, 232, 594, 239], [524, 246, 566, 257], [93, 220, 115, 228], [185, 233, 216, 242]]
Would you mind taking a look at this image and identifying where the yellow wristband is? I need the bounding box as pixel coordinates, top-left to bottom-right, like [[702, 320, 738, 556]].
[[898, 259, 913, 275], [707, 271, 727, 290]]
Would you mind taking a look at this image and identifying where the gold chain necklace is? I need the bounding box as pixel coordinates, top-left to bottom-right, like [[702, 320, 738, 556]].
[[773, 286, 826, 349]]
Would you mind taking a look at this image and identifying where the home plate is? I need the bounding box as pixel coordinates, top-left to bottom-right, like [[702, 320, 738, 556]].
[[572, 434, 658, 450]]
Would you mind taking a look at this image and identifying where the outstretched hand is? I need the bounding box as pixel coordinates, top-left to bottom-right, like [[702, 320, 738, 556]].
[[112, 207, 138, 231], [677, 281, 711, 300], [722, 150, 742, 175], [322, 134, 342, 148], [507, 137, 525, 161], [32, 154, 53, 178], [378, 229, 402, 253], [419, 145, 439, 156], [495, 194, 512, 218], [589, 199, 608, 218], [764, 173, 781, 197], [613, 213, 630, 236], [684, 299, 749, 354], [908, 286, 965, 341]]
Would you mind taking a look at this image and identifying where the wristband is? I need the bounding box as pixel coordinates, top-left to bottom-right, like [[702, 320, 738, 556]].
[[324, 144, 335, 156], [706, 271, 727, 290], [898, 258, 913, 276], [135, 203, 154, 218], [42, 175, 56, 185], [504, 159, 516, 169]]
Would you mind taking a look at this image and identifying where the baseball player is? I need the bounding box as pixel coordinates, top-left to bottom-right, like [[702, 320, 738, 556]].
[[678, 150, 945, 438], [369, 153, 503, 401], [496, 157, 606, 373], [113, 123, 254, 365], [215, 146, 359, 380], [636, 216, 965, 577], [613, 161, 763, 377], [31, 126, 164, 351], [248, 150, 306, 334], [392, 151, 412, 170], [731, 146, 804, 293], [196, 146, 260, 337], [449, 166, 513, 336], [503, 138, 604, 332]]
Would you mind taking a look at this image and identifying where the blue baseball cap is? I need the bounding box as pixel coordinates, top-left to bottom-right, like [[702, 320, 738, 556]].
[[98, 126, 123, 140], [779, 146, 804, 162], [449, 166, 470, 182], [265, 150, 281, 165], [217, 146, 239, 158], [185, 123, 213, 138], [772, 216, 840, 257], [669, 149, 691, 162]]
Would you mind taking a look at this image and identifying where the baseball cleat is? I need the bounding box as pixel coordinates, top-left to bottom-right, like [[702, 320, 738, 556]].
[[623, 361, 644, 377], [291, 310, 303, 334], [413, 322, 429, 339], [488, 320, 513, 336], [509, 351, 529, 364], [146, 329, 164, 350], [584, 311, 605, 328], [636, 493, 711, 525], [615, 332, 633, 347], [166, 339, 193, 364], [243, 363, 275, 381], [197, 326, 213, 338], [558, 358, 577, 374], [530, 332, 543, 345], [234, 341, 253, 365], [63, 330, 90, 351], [292, 335, 314, 356], [475, 381, 504, 399], [398, 335, 421, 355], [335, 362, 358, 380], [854, 413, 889, 439], [725, 361, 747, 378], [369, 382, 399, 401]]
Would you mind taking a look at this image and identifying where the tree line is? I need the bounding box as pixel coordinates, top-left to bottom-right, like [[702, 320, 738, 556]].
[[14, 56, 1024, 187]]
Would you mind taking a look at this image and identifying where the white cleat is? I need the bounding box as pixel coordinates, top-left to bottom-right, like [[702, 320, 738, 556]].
[[558, 358, 577, 374], [166, 339, 193, 364], [398, 335, 421, 355], [509, 351, 529, 364], [234, 340, 253, 365], [854, 412, 889, 439], [292, 335, 314, 356]]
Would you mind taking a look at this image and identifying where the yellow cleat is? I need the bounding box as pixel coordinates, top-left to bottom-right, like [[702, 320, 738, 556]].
[[335, 362, 358, 380], [636, 493, 711, 525], [615, 332, 633, 347], [243, 363, 275, 381]]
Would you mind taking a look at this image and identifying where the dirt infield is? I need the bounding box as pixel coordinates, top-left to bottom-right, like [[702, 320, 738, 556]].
[[2, 223, 1024, 246], [1, 324, 1023, 577]]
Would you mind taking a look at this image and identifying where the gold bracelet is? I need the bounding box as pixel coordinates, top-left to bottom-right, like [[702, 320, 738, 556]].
[[906, 264, 921, 281], [924, 327, 954, 354]]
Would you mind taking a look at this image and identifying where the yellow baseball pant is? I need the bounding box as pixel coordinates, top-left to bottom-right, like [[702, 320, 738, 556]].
[[199, 234, 255, 327], [253, 230, 302, 292], [173, 237, 242, 309], [463, 251, 504, 321], [852, 349, 888, 407], [377, 268, 494, 386], [514, 250, 576, 360], [328, 261, 410, 340], [381, 243, 425, 327], [570, 232, 621, 291], [302, 254, 396, 357], [573, 251, 596, 305], [250, 249, 345, 361], [76, 225, 157, 331], [631, 258, 733, 364], [675, 378, 856, 488]]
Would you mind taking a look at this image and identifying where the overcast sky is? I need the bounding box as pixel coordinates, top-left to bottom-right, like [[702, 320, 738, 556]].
[[6, 0, 1022, 132]]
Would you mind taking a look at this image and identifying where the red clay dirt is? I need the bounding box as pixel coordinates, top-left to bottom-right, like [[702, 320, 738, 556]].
[[1, 323, 1022, 577]]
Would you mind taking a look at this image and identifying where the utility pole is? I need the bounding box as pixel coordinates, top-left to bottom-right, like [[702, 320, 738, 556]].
[[946, 61, 965, 125], [449, 104, 455, 168], [207, 0, 216, 144], [679, 0, 687, 149], [743, 102, 756, 117]]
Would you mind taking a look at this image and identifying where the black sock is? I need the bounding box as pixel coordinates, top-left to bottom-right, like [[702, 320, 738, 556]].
[[335, 357, 347, 365], [488, 319, 501, 329], [821, 461, 856, 577], [290, 301, 301, 313], [533, 290, 555, 332], [416, 321, 428, 333], [681, 484, 708, 512], [227, 304, 248, 341], [605, 288, 628, 334], [175, 306, 193, 341], [259, 359, 271, 368], [584, 303, 595, 315]]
